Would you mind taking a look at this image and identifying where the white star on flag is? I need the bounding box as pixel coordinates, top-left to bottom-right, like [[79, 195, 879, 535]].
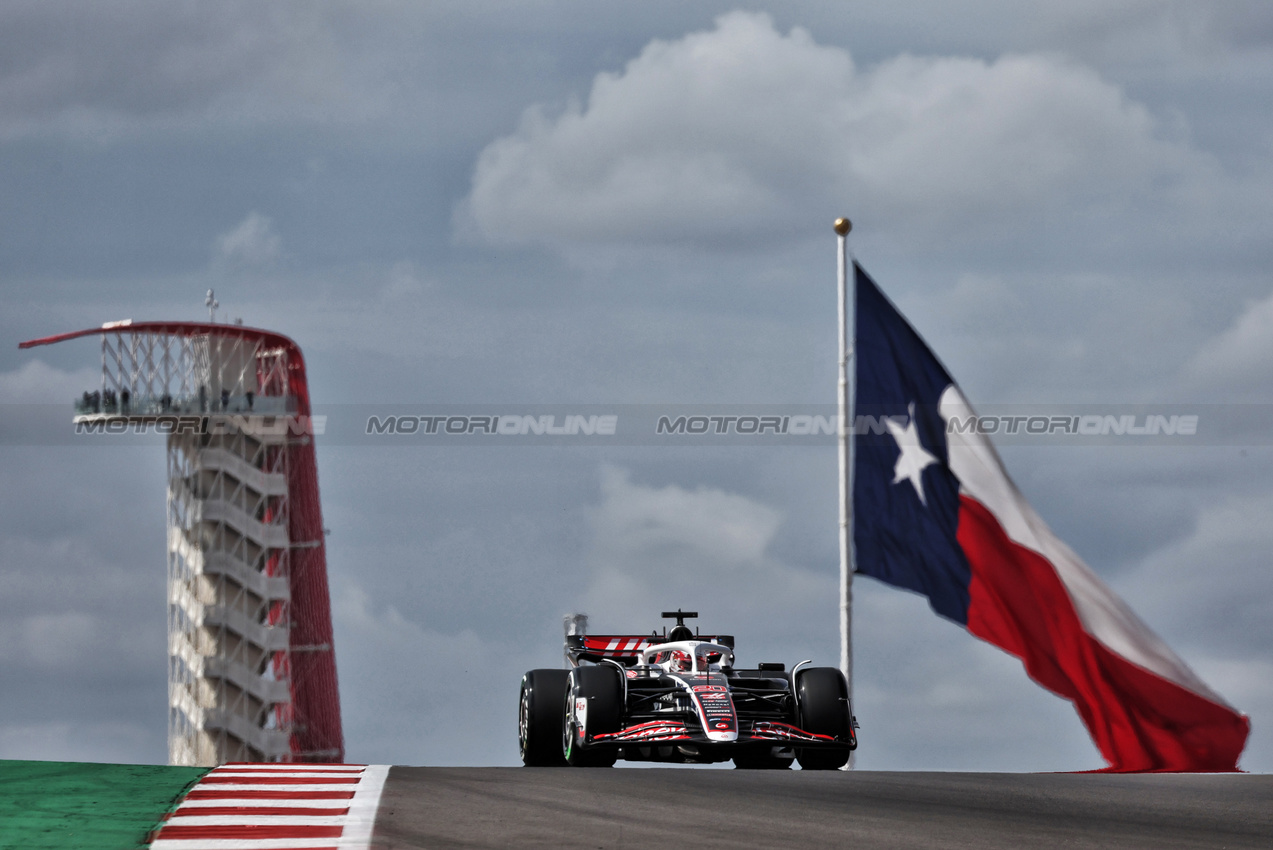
[[885, 402, 938, 505]]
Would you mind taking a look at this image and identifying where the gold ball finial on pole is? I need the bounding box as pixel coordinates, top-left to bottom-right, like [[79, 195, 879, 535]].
[[834, 217, 852, 236]]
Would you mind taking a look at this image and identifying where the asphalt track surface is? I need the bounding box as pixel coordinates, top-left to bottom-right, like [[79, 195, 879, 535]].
[[371, 768, 1272, 849]]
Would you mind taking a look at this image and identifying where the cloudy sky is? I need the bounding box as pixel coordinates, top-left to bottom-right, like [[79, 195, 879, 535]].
[[2, 1, 1272, 772]]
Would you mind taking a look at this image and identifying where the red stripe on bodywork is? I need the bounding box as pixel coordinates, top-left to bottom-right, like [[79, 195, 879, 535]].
[[959, 494, 1249, 772], [749, 721, 835, 742], [594, 721, 691, 742]]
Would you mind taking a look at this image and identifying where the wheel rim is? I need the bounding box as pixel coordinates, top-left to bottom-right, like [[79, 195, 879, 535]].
[[562, 677, 576, 761], [518, 685, 530, 760]]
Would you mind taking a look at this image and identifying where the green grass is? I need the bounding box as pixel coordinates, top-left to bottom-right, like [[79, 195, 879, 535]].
[[0, 760, 209, 849]]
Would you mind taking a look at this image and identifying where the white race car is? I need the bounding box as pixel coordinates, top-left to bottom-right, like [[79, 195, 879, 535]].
[[519, 611, 857, 768]]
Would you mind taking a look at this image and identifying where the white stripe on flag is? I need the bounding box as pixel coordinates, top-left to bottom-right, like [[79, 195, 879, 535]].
[[938, 385, 1229, 705]]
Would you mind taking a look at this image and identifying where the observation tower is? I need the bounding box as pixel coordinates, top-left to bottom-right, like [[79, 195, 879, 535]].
[[20, 319, 343, 766]]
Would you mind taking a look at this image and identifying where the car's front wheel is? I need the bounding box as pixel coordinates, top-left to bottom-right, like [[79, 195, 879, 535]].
[[563, 665, 622, 767], [519, 669, 569, 766], [794, 667, 851, 770]]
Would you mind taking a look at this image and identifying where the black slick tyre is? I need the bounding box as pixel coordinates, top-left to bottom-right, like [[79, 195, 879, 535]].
[[795, 667, 851, 770], [563, 665, 622, 767], [519, 669, 570, 766]]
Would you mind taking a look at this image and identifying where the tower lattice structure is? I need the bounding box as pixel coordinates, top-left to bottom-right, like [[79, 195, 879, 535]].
[[21, 322, 343, 766]]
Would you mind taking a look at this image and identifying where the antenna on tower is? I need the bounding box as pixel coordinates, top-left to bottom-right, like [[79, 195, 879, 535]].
[[205, 289, 219, 323]]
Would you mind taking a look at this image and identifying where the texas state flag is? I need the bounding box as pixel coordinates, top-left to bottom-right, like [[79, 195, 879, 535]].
[[852, 262, 1249, 772]]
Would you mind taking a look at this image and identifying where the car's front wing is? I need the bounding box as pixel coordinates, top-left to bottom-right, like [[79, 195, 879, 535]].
[[591, 719, 853, 749]]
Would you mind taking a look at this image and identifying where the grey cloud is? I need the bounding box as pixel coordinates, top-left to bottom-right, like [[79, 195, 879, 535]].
[[1114, 492, 1273, 661], [0, 2, 347, 136], [1182, 288, 1273, 400], [0, 721, 159, 764], [577, 466, 829, 645], [0, 360, 98, 404], [0, 449, 167, 764]]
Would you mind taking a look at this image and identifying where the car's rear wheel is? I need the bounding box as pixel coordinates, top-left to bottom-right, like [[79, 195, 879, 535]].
[[563, 665, 622, 767], [795, 667, 851, 770], [519, 669, 569, 766]]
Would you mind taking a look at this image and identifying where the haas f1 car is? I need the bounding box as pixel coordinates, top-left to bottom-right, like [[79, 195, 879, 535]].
[[519, 611, 857, 769]]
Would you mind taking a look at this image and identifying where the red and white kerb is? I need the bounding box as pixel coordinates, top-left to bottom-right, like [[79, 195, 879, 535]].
[[150, 763, 389, 850]]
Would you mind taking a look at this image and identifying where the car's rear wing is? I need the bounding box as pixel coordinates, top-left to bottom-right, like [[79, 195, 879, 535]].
[[565, 633, 735, 666]]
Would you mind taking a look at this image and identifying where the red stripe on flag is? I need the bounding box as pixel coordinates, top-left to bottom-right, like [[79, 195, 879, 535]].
[[184, 789, 355, 800], [156, 824, 343, 840], [958, 494, 1250, 772]]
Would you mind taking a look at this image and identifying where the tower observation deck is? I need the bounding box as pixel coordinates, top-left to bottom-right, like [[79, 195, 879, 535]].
[[20, 321, 343, 766]]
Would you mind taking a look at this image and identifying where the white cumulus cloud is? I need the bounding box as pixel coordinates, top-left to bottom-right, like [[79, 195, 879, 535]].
[[214, 211, 282, 270], [462, 11, 1209, 252]]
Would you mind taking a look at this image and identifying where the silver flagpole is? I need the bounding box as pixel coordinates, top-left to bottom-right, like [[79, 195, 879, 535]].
[[835, 217, 854, 761]]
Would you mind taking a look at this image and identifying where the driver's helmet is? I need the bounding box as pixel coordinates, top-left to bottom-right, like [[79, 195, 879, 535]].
[[662, 649, 692, 672]]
